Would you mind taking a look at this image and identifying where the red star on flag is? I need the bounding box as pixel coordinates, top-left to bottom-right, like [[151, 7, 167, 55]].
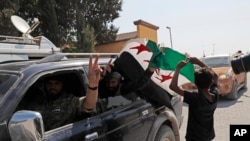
[[155, 72, 173, 83], [130, 44, 152, 55]]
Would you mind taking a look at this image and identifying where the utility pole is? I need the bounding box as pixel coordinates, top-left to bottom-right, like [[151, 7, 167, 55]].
[[166, 26, 173, 49]]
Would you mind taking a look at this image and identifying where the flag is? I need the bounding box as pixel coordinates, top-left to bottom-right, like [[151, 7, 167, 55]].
[[117, 38, 195, 94], [152, 47, 194, 82], [150, 47, 195, 94], [118, 38, 154, 70]]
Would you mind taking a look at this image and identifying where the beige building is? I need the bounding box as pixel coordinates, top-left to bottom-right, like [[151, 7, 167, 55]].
[[95, 19, 159, 53]]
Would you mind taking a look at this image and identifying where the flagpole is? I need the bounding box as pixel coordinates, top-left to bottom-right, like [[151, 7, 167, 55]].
[[166, 26, 173, 49]]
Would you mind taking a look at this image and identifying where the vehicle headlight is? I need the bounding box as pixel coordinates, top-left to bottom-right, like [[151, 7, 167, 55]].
[[219, 74, 227, 79], [219, 71, 232, 80]]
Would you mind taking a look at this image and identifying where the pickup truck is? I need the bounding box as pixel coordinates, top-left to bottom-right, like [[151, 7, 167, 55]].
[[0, 53, 183, 141]]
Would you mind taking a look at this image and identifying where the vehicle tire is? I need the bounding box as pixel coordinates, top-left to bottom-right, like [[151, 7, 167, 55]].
[[225, 80, 237, 100], [155, 125, 175, 141]]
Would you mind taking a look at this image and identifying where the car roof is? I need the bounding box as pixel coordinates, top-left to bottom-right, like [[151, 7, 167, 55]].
[[0, 53, 115, 73]]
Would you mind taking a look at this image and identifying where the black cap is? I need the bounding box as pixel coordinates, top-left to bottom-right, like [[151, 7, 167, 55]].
[[105, 72, 122, 80], [45, 75, 64, 82]]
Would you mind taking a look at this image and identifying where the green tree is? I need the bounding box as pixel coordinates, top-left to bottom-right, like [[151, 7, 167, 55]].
[[81, 0, 122, 44], [75, 4, 95, 52], [0, 0, 122, 52], [0, 0, 20, 36], [36, 0, 60, 46]]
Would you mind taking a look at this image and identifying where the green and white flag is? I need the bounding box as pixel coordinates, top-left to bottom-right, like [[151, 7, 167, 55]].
[[150, 47, 195, 94], [119, 38, 195, 94]]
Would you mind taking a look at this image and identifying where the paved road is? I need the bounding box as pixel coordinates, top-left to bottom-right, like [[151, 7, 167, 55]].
[[179, 75, 250, 141]]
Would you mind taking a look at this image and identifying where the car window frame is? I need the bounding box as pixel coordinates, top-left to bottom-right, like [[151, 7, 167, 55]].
[[0, 73, 19, 103], [14, 67, 89, 129]]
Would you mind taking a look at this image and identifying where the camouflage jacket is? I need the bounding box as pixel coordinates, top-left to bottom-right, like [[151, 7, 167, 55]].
[[31, 92, 87, 131]]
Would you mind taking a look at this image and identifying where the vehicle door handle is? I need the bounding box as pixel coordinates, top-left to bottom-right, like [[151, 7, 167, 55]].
[[85, 132, 98, 141]]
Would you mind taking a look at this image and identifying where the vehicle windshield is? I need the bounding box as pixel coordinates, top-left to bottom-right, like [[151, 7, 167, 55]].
[[0, 74, 18, 102], [202, 56, 230, 67]]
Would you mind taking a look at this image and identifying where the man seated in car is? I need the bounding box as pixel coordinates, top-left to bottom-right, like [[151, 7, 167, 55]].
[[17, 55, 101, 131], [99, 71, 122, 98], [98, 60, 136, 111]]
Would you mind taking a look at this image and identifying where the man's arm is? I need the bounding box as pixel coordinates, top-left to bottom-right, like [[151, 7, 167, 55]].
[[189, 57, 218, 86], [169, 60, 188, 96], [83, 55, 102, 110], [189, 57, 206, 68]]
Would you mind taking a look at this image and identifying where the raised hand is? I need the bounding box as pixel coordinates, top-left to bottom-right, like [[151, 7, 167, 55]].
[[176, 60, 188, 69], [101, 58, 114, 76], [88, 55, 102, 87]]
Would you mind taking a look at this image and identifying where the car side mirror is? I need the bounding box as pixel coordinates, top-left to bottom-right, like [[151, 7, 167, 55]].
[[8, 110, 45, 141]]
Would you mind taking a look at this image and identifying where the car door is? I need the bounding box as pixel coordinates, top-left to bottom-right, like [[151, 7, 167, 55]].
[[45, 115, 106, 141], [99, 99, 156, 141]]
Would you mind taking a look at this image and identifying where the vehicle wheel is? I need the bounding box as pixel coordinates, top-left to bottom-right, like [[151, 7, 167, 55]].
[[155, 125, 175, 141], [225, 81, 237, 100]]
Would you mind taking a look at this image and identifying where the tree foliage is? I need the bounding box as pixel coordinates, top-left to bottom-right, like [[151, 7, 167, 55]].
[[0, 0, 20, 36], [0, 0, 122, 52], [81, 0, 122, 44]]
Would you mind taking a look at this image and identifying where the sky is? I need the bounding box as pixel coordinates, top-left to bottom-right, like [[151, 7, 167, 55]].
[[113, 0, 250, 57]]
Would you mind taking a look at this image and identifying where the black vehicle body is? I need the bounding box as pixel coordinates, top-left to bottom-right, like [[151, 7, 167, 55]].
[[0, 54, 183, 141]]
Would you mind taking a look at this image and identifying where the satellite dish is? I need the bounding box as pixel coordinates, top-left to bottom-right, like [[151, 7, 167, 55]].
[[11, 15, 31, 34]]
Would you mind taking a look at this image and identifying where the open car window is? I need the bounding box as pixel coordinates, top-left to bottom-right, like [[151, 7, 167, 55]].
[[16, 70, 89, 130]]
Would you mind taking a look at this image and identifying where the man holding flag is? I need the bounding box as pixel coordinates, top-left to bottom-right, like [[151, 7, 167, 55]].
[[169, 57, 218, 141]]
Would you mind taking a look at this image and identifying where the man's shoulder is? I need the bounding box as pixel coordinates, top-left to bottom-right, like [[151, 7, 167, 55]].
[[184, 90, 198, 96], [183, 90, 199, 103], [58, 93, 79, 102]]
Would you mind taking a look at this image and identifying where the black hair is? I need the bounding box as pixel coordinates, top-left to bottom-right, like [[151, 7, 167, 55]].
[[105, 72, 122, 81], [44, 75, 64, 83], [194, 68, 213, 89]]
